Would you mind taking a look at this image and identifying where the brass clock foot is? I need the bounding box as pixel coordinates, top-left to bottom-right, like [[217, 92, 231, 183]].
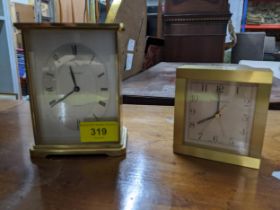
[[30, 127, 128, 158]]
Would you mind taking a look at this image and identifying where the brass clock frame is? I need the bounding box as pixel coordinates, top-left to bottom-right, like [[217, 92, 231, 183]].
[[174, 64, 273, 169], [15, 23, 127, 157]]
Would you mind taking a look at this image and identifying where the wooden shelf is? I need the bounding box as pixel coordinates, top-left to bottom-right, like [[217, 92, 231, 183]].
[[246, 24, 280, 30]]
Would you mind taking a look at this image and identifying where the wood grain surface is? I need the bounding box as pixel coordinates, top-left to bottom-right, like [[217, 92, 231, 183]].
[[122, 62, 181, 98], [0, 99, 22, 112], [122, 62, 280, 106], [0, 102, 280, 210]]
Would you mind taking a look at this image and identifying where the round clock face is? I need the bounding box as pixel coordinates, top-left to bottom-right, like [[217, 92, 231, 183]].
[[185, 80, 257, 155], [42, 43, 110, 130]]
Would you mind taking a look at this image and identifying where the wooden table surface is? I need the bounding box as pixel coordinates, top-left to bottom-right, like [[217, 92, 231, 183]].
[[0, 102, 280, 210], [122, 62, 280, 108], [122, 62, 180, 98]]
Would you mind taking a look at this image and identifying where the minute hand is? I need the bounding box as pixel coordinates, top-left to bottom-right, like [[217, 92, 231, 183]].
[[50, 89, 75, 108], [216, 92, 221, 113], [197, 115, 216, 125]]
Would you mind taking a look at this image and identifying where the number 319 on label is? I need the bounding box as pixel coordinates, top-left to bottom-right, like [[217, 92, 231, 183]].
[[80, 121, 119, 143]]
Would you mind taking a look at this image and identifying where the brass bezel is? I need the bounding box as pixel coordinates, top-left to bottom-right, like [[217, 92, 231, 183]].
[[174, 64, 273, 169], [16, 23, 126, 156]]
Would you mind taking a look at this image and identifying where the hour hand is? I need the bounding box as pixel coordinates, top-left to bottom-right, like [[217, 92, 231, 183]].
[[69, 66, 78, 87]]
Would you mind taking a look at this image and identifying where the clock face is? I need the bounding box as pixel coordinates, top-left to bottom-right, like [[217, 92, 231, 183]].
[[42, 43, 110, 130], [24, 28, 118, 145], [185, 80, 257, 155]]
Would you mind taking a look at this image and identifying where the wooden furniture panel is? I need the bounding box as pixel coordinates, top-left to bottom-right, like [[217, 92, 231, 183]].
[[165, 0, 229, 14], [163, 0, 230, 62], [164, 35, 226, 62]]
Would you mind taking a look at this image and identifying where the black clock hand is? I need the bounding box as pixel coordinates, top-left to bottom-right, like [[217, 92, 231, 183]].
[[50, 89, 75, 108], [197, 92, 221, 125], [50, 66, 81, 108], [197, 115, 216, 125], [69, 66, 78, 87], [216, 92, 221, 114]]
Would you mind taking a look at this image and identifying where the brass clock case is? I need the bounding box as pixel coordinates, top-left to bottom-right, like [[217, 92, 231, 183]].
[[174, 64, 272, 169], [15, 23, 127, 157]]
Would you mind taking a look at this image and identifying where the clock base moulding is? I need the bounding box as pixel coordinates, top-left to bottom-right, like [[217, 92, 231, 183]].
[[174, 144, 260, 169], [30, 127, 128, 158]]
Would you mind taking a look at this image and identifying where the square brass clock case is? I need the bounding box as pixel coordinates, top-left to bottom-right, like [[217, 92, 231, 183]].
[[174, 64, 272, 169], [15, 23, 127, 157]]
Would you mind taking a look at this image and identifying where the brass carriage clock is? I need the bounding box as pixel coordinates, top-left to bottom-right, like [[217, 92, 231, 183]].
[[16, 23, 127, 157]]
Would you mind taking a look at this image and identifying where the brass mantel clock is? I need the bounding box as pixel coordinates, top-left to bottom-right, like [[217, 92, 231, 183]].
[[174, 64, 272, 169], [16, 23, 127, 157]]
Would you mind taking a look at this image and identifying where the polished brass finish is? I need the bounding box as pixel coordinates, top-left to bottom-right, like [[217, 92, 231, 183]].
[[177, 64, 273, 84], [249, 84, 272, 157], [174, 144, 260, 169], [21, 33, 42, 145], [173, 79, 187, 148], [16, 24, 126, 157], [174, 64, 272, 169]]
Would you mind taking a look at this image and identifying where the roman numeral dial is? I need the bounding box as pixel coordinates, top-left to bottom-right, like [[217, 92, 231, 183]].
[[43, 43, 111, 131]]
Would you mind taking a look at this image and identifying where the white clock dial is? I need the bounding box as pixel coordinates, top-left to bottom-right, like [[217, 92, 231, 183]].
[[42, 43, 110, 130], [185, 80, 257, 155]]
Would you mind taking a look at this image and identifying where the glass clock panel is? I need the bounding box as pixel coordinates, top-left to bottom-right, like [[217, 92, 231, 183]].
[[185, 80, 257, 155], [26, 29, 118, 145]]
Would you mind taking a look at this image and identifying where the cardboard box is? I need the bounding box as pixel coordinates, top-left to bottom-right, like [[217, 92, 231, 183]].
[[10, 3, 34, 49], [14, 3, 34, 23]]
